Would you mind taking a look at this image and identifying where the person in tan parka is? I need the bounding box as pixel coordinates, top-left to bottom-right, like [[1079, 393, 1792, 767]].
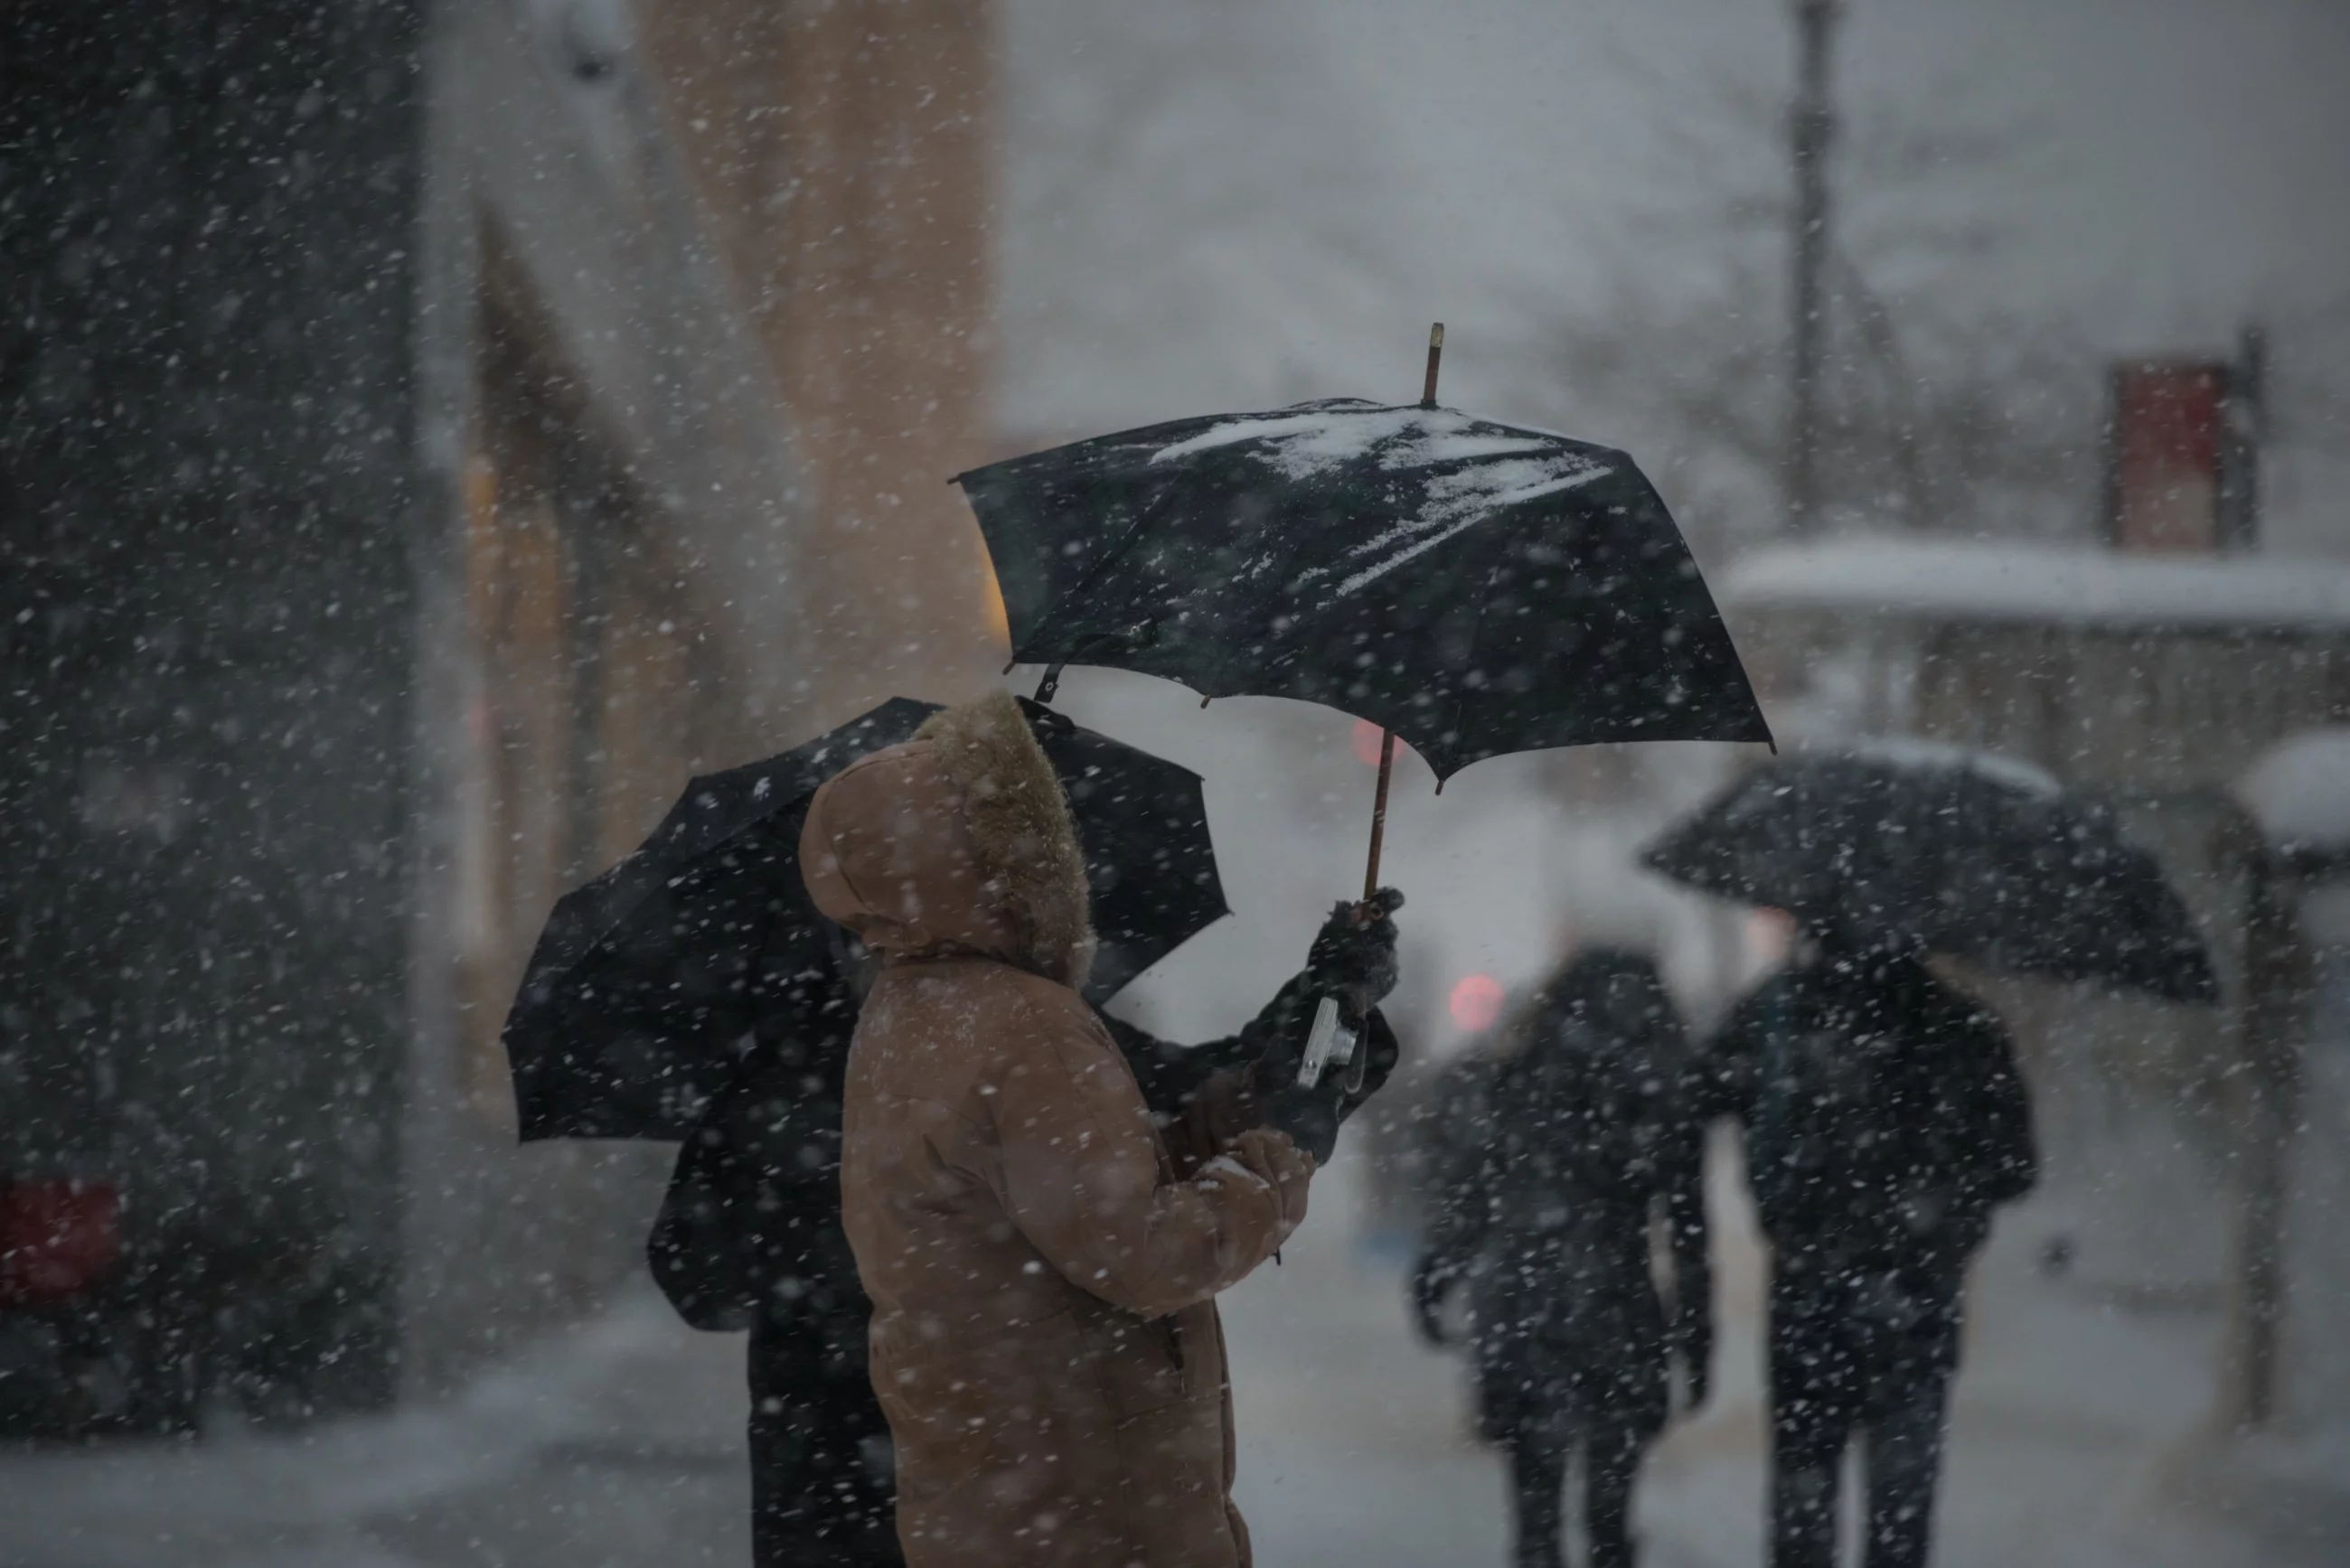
[[802, 690, 1360, 1568]]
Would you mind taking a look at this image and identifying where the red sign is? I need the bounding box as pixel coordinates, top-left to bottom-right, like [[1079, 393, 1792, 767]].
[[2108, 361, 2228, 552], [0, 1180, 123, 1306]]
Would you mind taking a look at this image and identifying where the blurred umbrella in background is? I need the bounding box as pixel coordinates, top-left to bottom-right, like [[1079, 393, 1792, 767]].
[[502, 697, 1228, 1141], [1640, 741, 2220, 1004]]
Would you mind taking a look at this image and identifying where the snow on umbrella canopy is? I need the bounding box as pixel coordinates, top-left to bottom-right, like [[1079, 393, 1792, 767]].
[[1640, 742, 2220, 1004], [502, 697, 1230, 1141], [957, 399, 1772, 781]]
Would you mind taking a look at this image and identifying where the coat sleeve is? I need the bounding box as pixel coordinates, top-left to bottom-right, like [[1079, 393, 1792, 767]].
[[1660, 1114, 1715, 1366], [1418, 1066, 1499, 1276], [1661, 1016, 1716, 1357], [979, 991, 1313, 1321], [1098, 970, 1317, 1120], [646, 1102, 758, 1333], [1954, 1008, 2039, 1211], [1102, 975, 1398, 1176], [1100, 1009, 1240, 1118], [1161, 1065, 1266, 1179], [1697, 988, 1770, 1127], [1095, 1001, 1271, 1179]]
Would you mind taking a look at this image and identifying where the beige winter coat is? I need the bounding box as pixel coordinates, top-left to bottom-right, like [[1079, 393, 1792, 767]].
[[803, 690, 1313, 1568]]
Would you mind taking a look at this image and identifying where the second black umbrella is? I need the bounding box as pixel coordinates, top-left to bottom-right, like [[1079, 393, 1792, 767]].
[[502, 697, 1229, 1141]]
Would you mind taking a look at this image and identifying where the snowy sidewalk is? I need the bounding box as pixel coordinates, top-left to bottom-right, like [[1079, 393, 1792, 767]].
[[6, 1158, 2347, 1567], [0, 1291, 753, 1568], [1226, 1156, 2350, 1568]]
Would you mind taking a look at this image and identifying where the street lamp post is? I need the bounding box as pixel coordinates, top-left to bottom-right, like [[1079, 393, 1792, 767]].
[[1787, 0, 1841, 533]]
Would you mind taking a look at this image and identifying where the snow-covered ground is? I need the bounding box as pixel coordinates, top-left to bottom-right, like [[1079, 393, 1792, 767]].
[[11, 1146, 2345, 1568], [1228, 1152, 2350, 1568], [0, 1291, 752, 1568]]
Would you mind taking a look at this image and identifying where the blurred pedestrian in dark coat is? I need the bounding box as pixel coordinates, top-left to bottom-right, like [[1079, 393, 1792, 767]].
[[1410, 949, 1711, 1568], [1716, 938, 2037, 1568], [649, 732, 1403, 1568]]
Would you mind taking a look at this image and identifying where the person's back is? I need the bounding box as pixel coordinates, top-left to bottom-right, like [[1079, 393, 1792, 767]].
[[1414, 949, 1708, 1568], [1737, 951, 2035, 1273], [1718, 944, 2037, 1568], [1460, 1043, 1679, 1429]]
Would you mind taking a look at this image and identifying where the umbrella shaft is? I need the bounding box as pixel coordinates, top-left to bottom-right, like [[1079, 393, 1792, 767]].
[[1369, 323, 1437, 900], [1363, 728, 1397, 904]]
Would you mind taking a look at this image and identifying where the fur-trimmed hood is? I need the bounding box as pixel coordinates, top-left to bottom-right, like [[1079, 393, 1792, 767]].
[[799, 690, 1096, 990]]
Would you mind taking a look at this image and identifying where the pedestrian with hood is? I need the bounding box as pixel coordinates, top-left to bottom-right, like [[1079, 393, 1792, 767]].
[[648, 869, 1403, 1568], [1716, 933, 2037, 1568], [800, 690, 1398, 1568], [634, 699, 1399, 1568], [1409, 948, 1712, 1568]]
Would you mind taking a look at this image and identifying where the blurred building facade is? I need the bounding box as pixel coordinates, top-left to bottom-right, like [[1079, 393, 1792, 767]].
[[1, 0, 997, 1434]]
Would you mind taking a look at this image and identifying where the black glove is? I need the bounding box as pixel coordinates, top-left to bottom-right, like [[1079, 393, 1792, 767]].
[[1252, 889, 1407, 1162], [1409, 1253, 1458, 1347], [1339, 1008, 1402, 1124], [1261, 1075, 1344, 1164], [1258, 1008, 1397, 1160], [1306, 887, 1405, 1012]]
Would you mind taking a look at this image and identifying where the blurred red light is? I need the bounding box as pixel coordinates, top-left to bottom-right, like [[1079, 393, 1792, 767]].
[[1352, 721, 1417, 768], [1449, 973, 1505, 1031], [1746, 908, 1796, 966]]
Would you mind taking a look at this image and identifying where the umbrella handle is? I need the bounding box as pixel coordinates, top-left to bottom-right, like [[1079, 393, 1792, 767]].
[[1361, 728, 1396, 906]]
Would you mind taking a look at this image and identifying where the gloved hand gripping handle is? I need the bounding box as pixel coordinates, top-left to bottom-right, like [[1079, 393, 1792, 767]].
[[1257, 889, 1404, 1159], [1292, 887, 1403, 1089]]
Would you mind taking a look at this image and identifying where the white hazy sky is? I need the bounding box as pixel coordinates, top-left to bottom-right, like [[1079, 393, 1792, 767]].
[[1001, 0, 2350, 458]]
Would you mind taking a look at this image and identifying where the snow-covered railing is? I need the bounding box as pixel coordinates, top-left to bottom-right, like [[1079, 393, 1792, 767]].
[[1725, 533, 2350, 632]]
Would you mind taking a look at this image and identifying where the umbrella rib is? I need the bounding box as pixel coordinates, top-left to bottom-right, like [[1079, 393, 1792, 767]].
[[1012, 481, 1185, 665], [970, 409, 1770, 773], [1434, 548, 1512, 784]]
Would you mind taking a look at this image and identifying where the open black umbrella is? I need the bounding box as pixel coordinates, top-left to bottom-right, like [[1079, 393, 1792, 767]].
[[503, 697, 1229, 1141], [1640, 742, 2219, 1003], [956, 328, 1771, 895]]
